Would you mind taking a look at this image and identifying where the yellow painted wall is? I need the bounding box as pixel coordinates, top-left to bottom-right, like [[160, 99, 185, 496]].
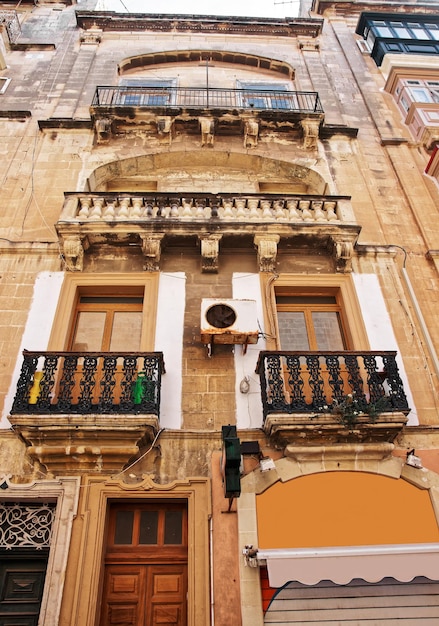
[[256, 472, 439, 548]]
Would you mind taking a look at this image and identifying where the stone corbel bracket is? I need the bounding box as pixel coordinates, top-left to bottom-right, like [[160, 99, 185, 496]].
[[331, 237, 355, 273], [140, 234, 164, 271], [244, 118, 259, 148], [199, 234, 222, 273], [95, 117, 112, 143], [301, 117, 321, 149], [61, 235, 89, 272], [254, 234, 280, 272], [199, 117, 215, 146], [156, 116, 173, 144], [80, 25, 103, 45], [297, 37, 320, 51]]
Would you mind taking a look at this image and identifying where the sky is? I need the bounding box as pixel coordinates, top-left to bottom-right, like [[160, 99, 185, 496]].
[[95, 0, 300, 18]]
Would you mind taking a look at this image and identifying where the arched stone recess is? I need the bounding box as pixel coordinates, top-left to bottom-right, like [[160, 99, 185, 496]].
[[70, 475, 211, 626], [86, 151, 328, 194], [118, 50, 295, 80], [238, 458, 439, 626]]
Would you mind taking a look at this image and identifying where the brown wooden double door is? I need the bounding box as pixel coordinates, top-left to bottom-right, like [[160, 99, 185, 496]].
[[100, 502, 188, 626]]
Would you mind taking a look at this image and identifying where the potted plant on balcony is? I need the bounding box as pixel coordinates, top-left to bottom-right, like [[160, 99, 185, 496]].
[[329, 393, 390, 430]]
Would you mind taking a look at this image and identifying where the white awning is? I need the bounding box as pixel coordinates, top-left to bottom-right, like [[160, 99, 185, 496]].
[[257, 543, 439, 586]]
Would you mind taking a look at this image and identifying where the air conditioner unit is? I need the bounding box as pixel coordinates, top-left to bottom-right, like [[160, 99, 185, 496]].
[[200, 299, 259, 346]]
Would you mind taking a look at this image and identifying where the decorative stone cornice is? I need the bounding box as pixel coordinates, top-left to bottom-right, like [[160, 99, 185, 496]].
[[76, 12, 324, 38]]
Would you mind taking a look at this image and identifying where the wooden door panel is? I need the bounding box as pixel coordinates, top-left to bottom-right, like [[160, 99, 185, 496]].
[[100, 566, 145, 626], [148, 565, 187, 626]]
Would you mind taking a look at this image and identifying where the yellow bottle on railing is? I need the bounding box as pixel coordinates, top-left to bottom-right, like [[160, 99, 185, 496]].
[[29, 371, 43, 404]]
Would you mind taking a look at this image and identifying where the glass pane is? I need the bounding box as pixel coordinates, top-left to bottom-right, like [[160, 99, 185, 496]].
[[114, 510, 134, 545], [376, 26, 393, 37], [139, 511, 158, 544], [110, 312, 142, 351], [72, 311, 106, 351], [277, 312, 310, 350], [312, 312, 345, 351], [164, 510, 183, 544]]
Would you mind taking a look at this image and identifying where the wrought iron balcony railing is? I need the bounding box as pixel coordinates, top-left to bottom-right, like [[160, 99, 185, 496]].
[[256, 351, 410, 420], [11, 350, 165, 416], [92, 86, 323, 114]]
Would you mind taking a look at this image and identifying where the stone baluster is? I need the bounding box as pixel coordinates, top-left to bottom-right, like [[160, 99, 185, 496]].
[[103, 199, 115, 220], [235, 199, 246, 219], [130, 197, 143, 218], [170, 200, 180, 217], [312, 201, 325, 221], [90, 198, 103, 219], [273, 200, 285, 220], [117, 198, 130, 219], [222, 200, 234, 219], [195, 199, 206, 218], [299, 200, 313, 221], [261, 200, 273, 220], [78, 197, 91, 219], [182, 199, 193, 218], [248, 198, 259, 220], [286, 199, 300, 220], [325, 201, 338, 221], [145, 200, 154, 218]]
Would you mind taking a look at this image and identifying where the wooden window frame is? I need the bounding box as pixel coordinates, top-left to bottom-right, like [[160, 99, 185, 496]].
[[48, 273, 159, 351], [260, 274, 369, 351]]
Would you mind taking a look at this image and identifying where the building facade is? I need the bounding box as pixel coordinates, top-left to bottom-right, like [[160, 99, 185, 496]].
[[0, 0, 438, 624]]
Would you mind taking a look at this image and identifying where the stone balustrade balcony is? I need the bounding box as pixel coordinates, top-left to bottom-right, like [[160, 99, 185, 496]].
[[56, 192, 361, 272]]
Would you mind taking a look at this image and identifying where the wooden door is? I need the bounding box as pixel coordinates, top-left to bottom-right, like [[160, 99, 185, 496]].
[[0, 555, 48, 626], [100, 503, 188, 626], [102, 564, 187, 626]]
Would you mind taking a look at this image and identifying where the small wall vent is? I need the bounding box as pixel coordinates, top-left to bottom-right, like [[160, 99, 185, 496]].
[[200, 299, 259, 350]]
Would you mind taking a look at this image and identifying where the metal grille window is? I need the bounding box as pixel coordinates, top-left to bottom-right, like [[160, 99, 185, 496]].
[[0, 503, 55, 549]]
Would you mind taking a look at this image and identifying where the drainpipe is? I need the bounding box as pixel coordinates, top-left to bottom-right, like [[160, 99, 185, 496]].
[[210, 515, 215, 626], [393, 246, 439, 381], [401, 266, 439, 381]]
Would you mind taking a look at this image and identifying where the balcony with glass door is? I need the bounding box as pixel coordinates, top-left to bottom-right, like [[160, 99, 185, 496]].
[[9, 295, 165, 474], [256, 295, 410, 447]]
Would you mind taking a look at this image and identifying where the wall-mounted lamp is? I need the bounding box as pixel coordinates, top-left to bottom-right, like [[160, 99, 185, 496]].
[[406, 449, 423, 469]]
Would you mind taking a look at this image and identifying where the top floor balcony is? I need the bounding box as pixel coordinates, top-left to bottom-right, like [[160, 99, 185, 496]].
[[56, 192, 361, 273], [90, 86, 324, 147]]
